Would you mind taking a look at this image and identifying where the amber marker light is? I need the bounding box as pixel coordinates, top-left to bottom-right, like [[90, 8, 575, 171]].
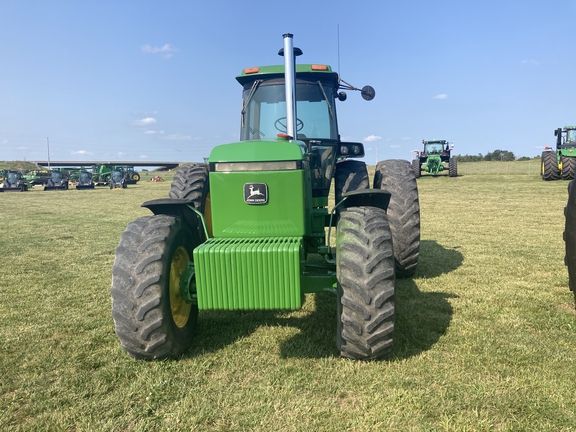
[[311, 64, 327, 71], [244, 67, 260, 74]]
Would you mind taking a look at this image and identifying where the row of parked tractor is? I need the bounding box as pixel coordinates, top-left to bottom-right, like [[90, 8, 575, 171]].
[[0, 164, 139, 192]]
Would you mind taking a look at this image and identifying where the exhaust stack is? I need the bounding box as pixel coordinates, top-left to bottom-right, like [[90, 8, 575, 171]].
[[282, 33, 298, 139]]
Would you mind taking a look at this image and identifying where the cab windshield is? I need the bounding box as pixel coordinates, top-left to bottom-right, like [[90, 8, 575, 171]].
[[424, 143, 444, 154], [567, 130, 576, 143], [240, 80, 338, 141]]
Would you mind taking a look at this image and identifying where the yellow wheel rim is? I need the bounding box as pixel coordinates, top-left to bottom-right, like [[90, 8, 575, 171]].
[[169, 246, 192, 328]]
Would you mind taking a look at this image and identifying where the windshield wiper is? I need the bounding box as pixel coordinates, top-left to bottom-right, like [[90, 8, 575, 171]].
[[241, 80, 262, 127], [317, 81, 334, 122]]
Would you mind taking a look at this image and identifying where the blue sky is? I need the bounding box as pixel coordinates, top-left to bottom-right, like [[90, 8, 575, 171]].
[[1, 0, 574, 165]]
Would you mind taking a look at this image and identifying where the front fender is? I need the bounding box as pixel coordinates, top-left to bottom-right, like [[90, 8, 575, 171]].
[[142, 198, 208, 242]]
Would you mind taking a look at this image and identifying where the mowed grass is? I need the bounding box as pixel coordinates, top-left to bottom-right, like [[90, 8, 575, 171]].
[[1, 170, 576, 431]]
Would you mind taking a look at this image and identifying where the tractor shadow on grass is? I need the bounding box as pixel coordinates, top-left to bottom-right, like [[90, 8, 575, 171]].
[[185, 240, 462, 361], [393, 240, 462, 360]]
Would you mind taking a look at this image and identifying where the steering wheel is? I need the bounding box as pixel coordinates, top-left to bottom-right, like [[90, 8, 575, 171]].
[[274, 117, 304, 133]]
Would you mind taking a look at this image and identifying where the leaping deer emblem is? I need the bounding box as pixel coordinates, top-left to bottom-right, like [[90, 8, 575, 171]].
[[248, 185, 264, 198]]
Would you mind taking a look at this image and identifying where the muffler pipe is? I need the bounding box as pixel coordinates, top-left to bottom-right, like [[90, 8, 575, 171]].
[[282, 33, 297, 140]]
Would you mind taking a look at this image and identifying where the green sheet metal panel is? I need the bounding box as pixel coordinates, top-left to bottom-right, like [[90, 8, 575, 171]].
[[194, 237, 303, 310], [210, 169, 307, 237]]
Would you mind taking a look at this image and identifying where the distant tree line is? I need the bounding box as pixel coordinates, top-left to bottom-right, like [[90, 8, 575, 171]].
[[453, 150, 539, 162]]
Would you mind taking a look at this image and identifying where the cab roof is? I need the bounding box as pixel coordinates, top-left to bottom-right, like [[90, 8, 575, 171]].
[[236, 64, 339, 86]]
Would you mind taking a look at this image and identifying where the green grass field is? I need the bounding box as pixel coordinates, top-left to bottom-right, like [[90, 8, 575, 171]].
[[1, 170, 575, 431]]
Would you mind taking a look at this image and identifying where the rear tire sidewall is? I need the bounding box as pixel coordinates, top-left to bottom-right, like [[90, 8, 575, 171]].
[[374, 159, 420, 278], [334, 160, 369, 205]]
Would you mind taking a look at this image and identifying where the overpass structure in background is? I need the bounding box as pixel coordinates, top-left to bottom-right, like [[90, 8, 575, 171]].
[[32, 161, 181, 170]]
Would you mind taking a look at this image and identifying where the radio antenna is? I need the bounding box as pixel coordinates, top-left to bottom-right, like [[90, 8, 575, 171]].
[[337, 22, 341, 80]]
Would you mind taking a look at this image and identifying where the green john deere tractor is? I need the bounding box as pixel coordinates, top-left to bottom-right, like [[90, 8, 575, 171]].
[[91, 164, 140, 186], [412, 139, 456, 178], [111, 34, 421, 361], [541, 126, 576, 180]]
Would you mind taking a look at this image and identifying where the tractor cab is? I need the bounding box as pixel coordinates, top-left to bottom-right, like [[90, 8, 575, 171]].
[[237, 63, 370, 198], [564, 127, 576, 144], [422, 140, 451, 157]]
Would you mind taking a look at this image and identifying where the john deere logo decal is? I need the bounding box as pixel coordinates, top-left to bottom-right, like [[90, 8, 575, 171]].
[[244, 183, 268, 204]]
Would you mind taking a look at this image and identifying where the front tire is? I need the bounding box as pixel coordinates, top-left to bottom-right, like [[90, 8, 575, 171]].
[[111, 215, 199, 359], [561, 155, 576, 180], [336, 206, 395, 360], [374, 159, 420, 278], [541, 151, 560, 180]]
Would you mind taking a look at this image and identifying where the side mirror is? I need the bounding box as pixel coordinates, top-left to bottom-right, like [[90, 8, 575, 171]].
[[361, 86, 375, 101]]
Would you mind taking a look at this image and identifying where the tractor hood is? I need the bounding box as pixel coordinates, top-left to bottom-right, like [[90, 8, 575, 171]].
[[208, 140, 306, 163]]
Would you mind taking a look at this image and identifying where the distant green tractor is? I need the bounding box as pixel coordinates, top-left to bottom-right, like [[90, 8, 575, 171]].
[[23, 170, 51, 186], [91, 164, 140, 186], [111, 34, 421, 361], [412, 139, 457, 178], [541, 126, 576, 181]]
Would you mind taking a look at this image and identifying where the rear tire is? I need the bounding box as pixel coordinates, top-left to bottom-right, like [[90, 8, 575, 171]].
[[374, 159, 420, 278], [336, 206, 395, 360], [169, 164, 209, 208], [111, 215, 199, 359], [564, 181, 576, 309], [334, 160, 369, 205], [169, 163, 211, 240], [561, 155, 576, 180], [541, 151, 560, 180], [449, 157, 457, 177], [411, 159, 421, 178]]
